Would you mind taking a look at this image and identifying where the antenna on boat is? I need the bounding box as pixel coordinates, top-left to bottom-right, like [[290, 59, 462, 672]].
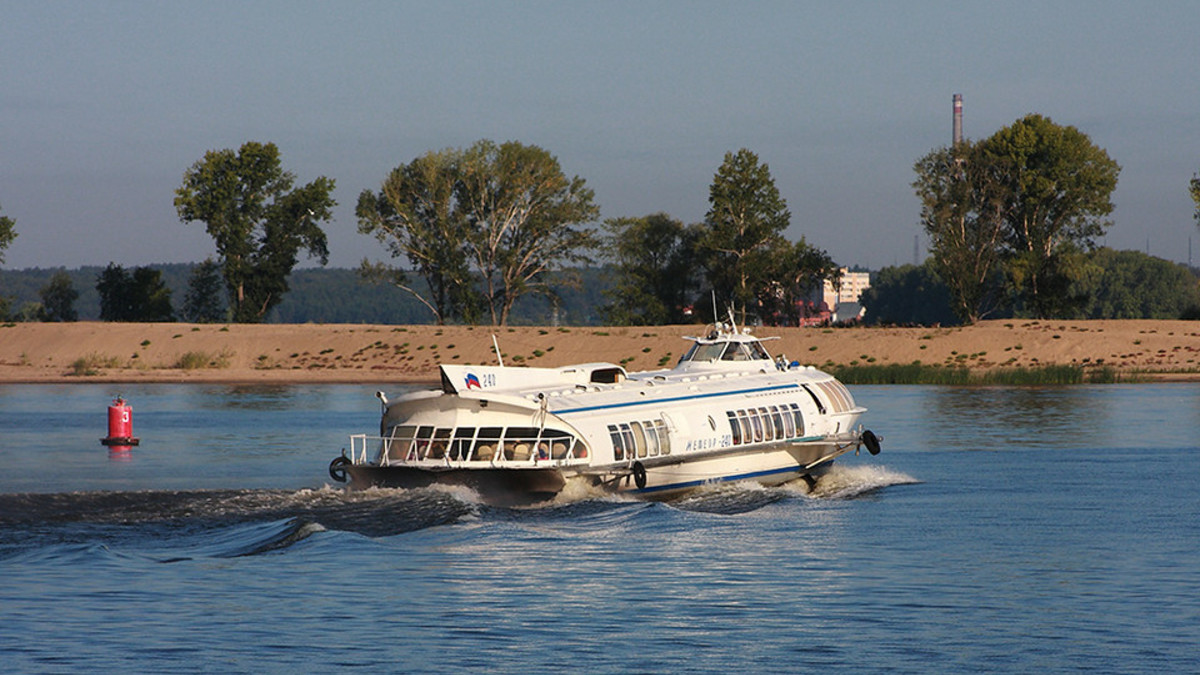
[[491, 334, 504, 367]]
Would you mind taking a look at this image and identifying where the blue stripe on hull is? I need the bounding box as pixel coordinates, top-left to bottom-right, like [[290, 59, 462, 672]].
[[556, 383, 800, 415]]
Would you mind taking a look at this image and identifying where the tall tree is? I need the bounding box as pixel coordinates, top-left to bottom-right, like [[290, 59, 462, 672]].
[[174, 141, 335, 322], [182, 258, 227, 323], [39, 270, 78, 322], [600, 213, 700, 325], [0, 202, 15, 266], [698, 149, 792, 321], [913, 141, 1011, 323], [357, 149, 479, 324], [0, 202, 15, 320], [453, 140, 599, 325], [979, 114, 1120, 318]]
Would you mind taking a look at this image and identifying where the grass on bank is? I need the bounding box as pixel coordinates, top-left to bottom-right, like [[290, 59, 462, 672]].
[[173, 350, 232, 370], [70, 353, 123, 376], [826, 362, 1125, 385]]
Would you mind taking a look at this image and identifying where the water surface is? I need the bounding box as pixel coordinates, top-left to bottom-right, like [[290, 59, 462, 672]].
[[2, 383, 1197, 672]]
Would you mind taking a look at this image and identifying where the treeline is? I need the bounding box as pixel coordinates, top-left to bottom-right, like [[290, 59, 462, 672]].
[[3, 251, 1198, 326], [0, 264, 614, 325], [862, 249, 1200, 325]]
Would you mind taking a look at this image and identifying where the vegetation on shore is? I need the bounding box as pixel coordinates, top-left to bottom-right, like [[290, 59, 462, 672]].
[[827, 362, 1127, 385]]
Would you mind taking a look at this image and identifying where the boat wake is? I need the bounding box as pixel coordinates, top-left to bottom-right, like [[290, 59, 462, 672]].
[[0, 464, 917, 560], [793, 463, 921, 499]]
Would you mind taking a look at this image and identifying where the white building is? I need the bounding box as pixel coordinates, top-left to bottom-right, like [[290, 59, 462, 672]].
[[822, 268, 871, 323]]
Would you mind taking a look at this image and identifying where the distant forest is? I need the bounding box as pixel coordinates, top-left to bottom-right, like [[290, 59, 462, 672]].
[[4, 251, 1199, 326], [0, 264, 614, 325]]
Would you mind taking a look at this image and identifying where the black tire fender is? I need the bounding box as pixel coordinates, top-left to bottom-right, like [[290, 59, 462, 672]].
[[632, 461, 647, 490], [862, 430, 881, 456], [329, 455, 351, 483]]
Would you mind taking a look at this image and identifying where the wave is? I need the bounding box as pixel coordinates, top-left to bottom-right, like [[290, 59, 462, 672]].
[[0, 464, 918, 560], [790, 464, 921, 500]]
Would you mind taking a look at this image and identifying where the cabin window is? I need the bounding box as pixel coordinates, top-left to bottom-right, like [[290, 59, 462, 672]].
[[591, 367, 626, 384], [539, 429, 584, 460], [386, 425, 417, 461], [759, 407, 774, 441], [450, 427, 476, 460], [790, 403, 805, 436], [474, 427, 503, 462], [780, 406, 795, 438], [413, 426, 435, 459], [748, 341, 771, 360], [727, 411, 742, 445], [608, 424, 626, 460], [750, 413, 763, 443], [685, 341, 727, 362], [427, 428, 451, 459], [640, 421, 660, 456], [769, 406, 786, 439], [630, 421, 649, 458], [737, 410, 753, 444], [624, 420, 643, 456], [652, 419, 670, 455], [503, 427, 541, 461]]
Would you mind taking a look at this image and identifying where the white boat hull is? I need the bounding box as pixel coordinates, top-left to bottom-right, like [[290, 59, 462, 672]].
[[330, 323, 880, 504]]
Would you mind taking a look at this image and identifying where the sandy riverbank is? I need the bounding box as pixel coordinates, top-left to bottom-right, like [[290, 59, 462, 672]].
[[2, 319, 1199, 384]]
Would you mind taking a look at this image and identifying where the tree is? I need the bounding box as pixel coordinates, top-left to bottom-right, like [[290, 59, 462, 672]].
[[859, 262, 957, 326], [97, 263, 174, 322], [979, 114, 1120, 318], [357, 149, 479, 324], [599, 213, 700, 325], [1070, 248, 1200, 319], [0, 202, 15, 320], [182, 258, 227, 323], [698, 149, 792, 321], [454, 140, 600, 325], [913, 141, 1011, 323], [753, 237, 841, 326], [39, 270, 78, 322], [0, 202, 15, 266], [174, 141, 336, 322]]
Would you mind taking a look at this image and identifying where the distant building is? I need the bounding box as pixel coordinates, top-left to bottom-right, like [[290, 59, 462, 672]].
[[820, 268, 871, 324]]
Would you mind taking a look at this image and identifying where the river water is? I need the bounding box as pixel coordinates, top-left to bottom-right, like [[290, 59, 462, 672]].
[[1, 383, 1197, 673]]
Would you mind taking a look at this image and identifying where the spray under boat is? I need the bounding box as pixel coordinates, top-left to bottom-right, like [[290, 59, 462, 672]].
[[328, 322, 881, 504]]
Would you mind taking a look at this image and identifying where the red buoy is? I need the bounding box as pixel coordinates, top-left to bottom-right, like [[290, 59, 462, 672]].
[[101, 396, 140, 449]]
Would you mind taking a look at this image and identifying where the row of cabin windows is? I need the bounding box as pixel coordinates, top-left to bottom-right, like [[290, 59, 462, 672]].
[[727, 403, 806, 446], [384, 425, 586, 463], [608, 419, 671, 461]]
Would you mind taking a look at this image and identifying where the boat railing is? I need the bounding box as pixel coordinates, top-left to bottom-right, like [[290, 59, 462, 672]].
[[348, 433, 590, 468]]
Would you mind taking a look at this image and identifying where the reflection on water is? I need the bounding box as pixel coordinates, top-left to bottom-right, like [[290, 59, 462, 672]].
[[852, 384, 1200, 454], [928, 387, 1113, 451]]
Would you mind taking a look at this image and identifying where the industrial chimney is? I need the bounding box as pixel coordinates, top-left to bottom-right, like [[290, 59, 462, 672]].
[[953, 94, 963, 146]]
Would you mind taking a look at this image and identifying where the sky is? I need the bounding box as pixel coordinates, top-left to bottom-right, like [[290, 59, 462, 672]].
[[3, 1, 1199, 272]]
